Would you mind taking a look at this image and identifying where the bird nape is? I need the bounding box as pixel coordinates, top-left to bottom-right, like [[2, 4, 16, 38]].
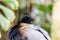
[[8, 15, 50, 40], [8, 15, 32, 40]]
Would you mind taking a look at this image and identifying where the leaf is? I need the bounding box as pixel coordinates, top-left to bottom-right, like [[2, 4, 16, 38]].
[[46, 4, 53, 15], [0, 4, 16, 22], [38, 5, 46, 12], [0, 14, 10, 31], [47, 4, 53, 11], [2, 0, 19, 10]]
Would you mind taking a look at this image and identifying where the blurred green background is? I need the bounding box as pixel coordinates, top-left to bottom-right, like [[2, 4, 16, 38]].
[[0, 0, 53, 40]]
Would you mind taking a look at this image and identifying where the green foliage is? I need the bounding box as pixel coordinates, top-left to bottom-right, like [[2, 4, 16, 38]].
[[36, 4, 52, 34], [0, 0, 18, 31], [37, 4, 53, 14], [2, 0, 19, 10], [0, 4, 15, 22], [0, 4, 16, 31], [0, 0, 52, 34], [46, 4, 53, 15], [0, 14, 10, 31], [38, 5, 46, 12]]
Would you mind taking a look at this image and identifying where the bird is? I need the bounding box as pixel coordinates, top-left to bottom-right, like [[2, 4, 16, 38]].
[[8, 15, 51, 40], [8, 15, 32, 40]]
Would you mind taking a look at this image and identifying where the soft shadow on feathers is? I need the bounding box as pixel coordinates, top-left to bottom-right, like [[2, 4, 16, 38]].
[[9, 15, 32, 40]]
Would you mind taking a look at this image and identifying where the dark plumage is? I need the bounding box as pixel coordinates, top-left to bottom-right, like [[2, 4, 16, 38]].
[[8, 15, 50, 40], [8, 15, 32, 40], [18, 15, 33, 24], [8, 25, 22, 40]]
